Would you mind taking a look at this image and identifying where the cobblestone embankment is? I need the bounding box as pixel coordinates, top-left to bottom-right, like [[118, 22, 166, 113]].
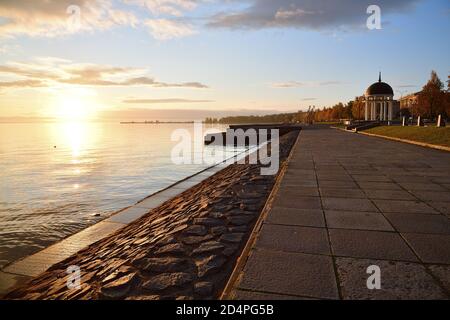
[[4, 130, 299, 300]]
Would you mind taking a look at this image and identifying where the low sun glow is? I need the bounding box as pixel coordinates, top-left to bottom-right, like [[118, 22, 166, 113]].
[[52, 90, 99, 121], [59, 99, 91, 120]]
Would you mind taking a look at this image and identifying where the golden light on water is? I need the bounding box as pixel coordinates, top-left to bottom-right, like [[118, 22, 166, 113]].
[[63, 122, 86, 158], [49, 121, 102, 182]]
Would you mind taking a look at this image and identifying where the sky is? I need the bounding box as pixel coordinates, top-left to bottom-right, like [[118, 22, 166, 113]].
[[0, 0, 449, 121]]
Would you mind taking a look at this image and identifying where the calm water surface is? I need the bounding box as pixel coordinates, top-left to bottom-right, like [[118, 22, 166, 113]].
[[0, 122, 238, 268]]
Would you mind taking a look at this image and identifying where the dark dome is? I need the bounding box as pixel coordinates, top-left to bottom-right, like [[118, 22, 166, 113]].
[[366, 73, 393, 96], [366, 81, 394, 96]]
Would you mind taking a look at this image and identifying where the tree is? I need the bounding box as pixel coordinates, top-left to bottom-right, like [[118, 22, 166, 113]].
[[345, 101, 354, 119], [418, 71, 445, 119], [352, 100, 365, 120]]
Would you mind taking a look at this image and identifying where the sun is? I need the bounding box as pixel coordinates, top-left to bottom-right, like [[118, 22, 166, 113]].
[[53, 92, 98, 121], [58, 99, 90, 120]]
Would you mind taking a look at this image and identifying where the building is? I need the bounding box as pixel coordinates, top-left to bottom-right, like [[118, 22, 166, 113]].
[[399, 92, 420, 110], [362, 73, 396, 121]]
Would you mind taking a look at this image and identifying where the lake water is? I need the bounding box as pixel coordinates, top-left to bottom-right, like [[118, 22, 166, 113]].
[[0, 122, 239, 268]]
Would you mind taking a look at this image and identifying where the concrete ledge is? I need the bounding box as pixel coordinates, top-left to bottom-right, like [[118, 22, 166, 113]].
[[358, 131, 450, 153], [3, 221, 125, 278], [330, 126, 349, 132]]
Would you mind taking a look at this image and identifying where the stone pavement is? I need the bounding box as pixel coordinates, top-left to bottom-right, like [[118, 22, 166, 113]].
[[228, 126, 450, 300]]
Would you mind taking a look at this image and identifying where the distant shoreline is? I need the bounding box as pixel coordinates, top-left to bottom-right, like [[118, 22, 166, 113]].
[[120, 121, 195, 124]]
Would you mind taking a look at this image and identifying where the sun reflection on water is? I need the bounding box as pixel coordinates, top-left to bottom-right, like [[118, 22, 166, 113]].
[[63, 122, 86, 158], [50, 121, 100, 179]]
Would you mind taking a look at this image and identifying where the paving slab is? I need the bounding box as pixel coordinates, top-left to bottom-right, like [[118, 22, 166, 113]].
[[265, 207, 325, 228], [431, 177, 450, 184], [320, 188, 366, 199], [230, 290, 311, 300], [329, 229, 418, 262], [284, 170, 316, 180], [288, 162, 314, 170], [428, 202, 450, 216], [255, 224, 330, 255], [322, 197, 378, 212], [402, 233, 450, 264], [410, 191, 450, 203], [272, 195, 322, 210], [358, 182, 402, 191], [399, 182, 447, 192], [318, 180, 359, 189], [335, 257, 447, 300], [237, 249, 339, 299], [325, 211, 393, 231], [315, 165, 343, 172], [345, 169, 379, 175], [428, 265, 450, 293], [388, 175, 433, 183], [277, 186, 320, 197], [351, 175, 392, 182], [284, 169, 316, 175], [316, 174, 353, 182], [373, 199, 439, 214], [279, 178, 318, 188], [365, 189, 416, 201], [385, 213, 450, 235]]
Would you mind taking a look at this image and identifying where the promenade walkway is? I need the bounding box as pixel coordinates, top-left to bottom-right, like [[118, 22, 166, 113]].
[[228, 125, 450, 299]]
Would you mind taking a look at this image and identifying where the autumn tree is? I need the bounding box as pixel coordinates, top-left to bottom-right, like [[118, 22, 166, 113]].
[[418, 71, 446, 119], [351, 100, 365, 120], [344, 101, 353, 119]]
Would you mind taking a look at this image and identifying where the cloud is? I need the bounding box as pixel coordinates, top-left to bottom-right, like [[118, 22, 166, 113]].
[[0, 64, 62, 80], [0, 79, 45, 88], [123, 98, 213, 103], [148, 81, 208, 88], [272, 80, 341, 88], [300, 98, 317, 101], [145, 19, 196, 40], [208, 0, 420, 30], [0, 0, 201, 39], [0, 58, 208, 89], [0, 0, 138, 38], [0, 0, 422, 40], [124, 0, 198, 17]]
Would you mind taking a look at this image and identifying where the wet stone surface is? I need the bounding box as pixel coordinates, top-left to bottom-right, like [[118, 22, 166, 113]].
[[4, 131, 299, 300]]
